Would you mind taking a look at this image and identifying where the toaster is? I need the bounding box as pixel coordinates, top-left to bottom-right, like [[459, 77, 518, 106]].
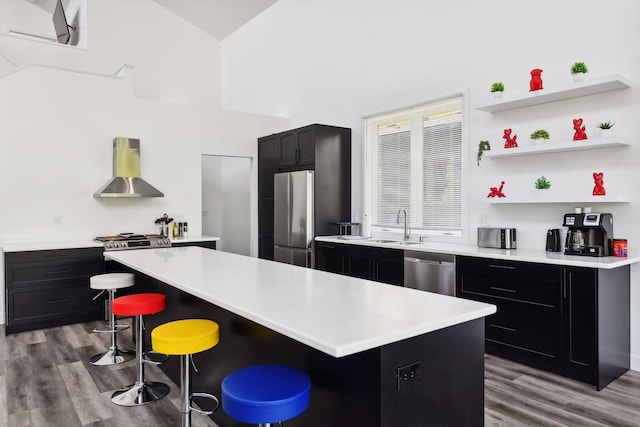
[[478, 228, 517, 249]]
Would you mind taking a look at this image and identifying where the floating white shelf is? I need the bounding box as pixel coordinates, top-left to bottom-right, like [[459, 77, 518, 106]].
[[484, 136, 630, 158], [485, 195, 629, 204], [476, 74, 632, 113]]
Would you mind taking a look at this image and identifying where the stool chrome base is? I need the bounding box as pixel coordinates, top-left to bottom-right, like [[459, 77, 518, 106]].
[[111, 381, 170, 406], [89, 348, 135, 366]]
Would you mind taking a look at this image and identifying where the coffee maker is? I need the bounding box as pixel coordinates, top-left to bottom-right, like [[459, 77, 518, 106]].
[[563, 212, 613, 257]]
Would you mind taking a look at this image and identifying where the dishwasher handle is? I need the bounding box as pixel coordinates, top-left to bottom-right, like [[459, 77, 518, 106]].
[[404, 257, 454, 266]]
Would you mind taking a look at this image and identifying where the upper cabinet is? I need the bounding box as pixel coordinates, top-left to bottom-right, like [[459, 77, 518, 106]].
[[476, 74, 632, 113], [279, 127, 315, 168]]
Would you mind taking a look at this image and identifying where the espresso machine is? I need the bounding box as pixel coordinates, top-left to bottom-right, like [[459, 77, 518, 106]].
[[563, 212, 613, 257]]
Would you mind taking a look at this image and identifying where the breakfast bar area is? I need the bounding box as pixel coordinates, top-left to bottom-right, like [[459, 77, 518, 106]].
[[105, 246, 496, 426]]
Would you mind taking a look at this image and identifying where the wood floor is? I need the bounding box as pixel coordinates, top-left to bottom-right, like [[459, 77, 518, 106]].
[[1, 322, 640, 426]]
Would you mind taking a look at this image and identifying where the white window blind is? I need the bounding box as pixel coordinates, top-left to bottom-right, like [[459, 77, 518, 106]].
[[365, 96, 463, 234]]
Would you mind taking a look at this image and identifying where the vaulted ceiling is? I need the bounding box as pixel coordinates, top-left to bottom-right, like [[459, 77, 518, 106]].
[[23, 0, 278, 40]]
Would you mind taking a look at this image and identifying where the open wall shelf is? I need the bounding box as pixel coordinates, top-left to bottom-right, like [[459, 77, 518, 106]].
[[484, 137, 630, 158], [476, 74, 632, 113], [485, 195, 629, 204]]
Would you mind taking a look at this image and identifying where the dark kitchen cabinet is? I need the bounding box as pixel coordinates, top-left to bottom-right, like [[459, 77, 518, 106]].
[[279, 127, 315, 168], [315, 242, 404, 286], [563, 266, 629, 389], [258, 124, 351, 261], [4, 248, 106, 335], [314, 241, 345, 274], [456, 256, 630, 389], [172, 240, 217, 250]]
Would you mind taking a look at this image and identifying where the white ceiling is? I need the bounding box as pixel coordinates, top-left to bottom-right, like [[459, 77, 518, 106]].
[[24, 0, 279, 41], [152, 0, 279, 40]]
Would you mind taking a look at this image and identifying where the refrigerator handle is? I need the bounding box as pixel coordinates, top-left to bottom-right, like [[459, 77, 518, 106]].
[[288, 173, 294, 246]]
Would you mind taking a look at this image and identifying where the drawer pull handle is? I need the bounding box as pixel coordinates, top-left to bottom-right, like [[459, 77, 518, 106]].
[[489, 286, 516, 293], [490, 324, 517, 332], [48, 299, 71, 304], [489, 264, 515, 270], [47, 270, 71, 275]]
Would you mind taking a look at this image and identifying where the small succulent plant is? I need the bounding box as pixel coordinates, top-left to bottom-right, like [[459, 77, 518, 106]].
[[490, 82, 505, 92], [530, 129, 550, 139], [597, 121, 614, 129], [535, 176, 551, 189], [570, 62, 588, 74]]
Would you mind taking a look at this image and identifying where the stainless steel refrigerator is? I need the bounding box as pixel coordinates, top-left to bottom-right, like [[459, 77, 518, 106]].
[[274, 170, 314, 267]]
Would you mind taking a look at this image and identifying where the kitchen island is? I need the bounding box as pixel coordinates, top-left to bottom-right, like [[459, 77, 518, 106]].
[[106, 246, 496, 427]]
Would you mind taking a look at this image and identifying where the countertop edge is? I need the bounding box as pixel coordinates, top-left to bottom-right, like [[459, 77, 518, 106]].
[[1, 235, 220, 253], [316, 236, 640, 269]]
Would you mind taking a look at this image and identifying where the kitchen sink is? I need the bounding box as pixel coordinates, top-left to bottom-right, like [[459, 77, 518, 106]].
[[368, 239, 422, 246]]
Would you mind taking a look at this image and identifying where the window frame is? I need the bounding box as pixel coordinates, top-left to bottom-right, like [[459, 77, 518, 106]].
[[363, 93, 469, 242]]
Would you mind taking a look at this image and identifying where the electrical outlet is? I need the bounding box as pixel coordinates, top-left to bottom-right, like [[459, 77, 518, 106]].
[[53, 216, 62, 227], [396, 361, 421, 390], [480, 215, 489, 224]]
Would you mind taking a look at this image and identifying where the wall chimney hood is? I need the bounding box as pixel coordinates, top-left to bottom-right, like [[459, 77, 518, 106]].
[[94, 138, 164, 198]]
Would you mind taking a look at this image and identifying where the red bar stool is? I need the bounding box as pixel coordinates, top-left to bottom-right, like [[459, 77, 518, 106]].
[[89, 273, 135, 366], [152, 319, 220, 427], [111, 293, 170, 406]]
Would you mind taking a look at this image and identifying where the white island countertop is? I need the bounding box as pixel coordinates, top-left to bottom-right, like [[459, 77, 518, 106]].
[[316, 236, 640, 269], [105, 246, 496, 358]]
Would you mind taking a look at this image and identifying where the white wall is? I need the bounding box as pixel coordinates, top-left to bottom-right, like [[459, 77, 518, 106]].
[[202, 155, 252, 256], [220, 0, 640, 369], [0, 0, 289, 324], [1, 0, 219, 104]]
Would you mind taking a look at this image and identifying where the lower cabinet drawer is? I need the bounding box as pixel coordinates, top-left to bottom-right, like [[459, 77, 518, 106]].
[[459, 273, 561, 310], [485, 305, 560, 359], [7, 282, 103, 324]]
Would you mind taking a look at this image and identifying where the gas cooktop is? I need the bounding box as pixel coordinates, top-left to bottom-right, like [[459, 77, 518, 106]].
[[95, 233, 172, 251]]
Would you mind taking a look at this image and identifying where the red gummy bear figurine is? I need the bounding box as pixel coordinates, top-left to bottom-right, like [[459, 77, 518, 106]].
[[530, 68, 543, 91], [573, 118, 588, 140], [592, 172, 606, 196]]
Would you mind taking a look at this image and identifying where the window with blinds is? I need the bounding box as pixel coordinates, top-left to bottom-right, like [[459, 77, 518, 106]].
[[364, 96, 463, 235]]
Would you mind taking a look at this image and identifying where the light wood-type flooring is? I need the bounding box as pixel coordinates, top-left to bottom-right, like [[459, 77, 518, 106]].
[[1, 321, 640, 426]]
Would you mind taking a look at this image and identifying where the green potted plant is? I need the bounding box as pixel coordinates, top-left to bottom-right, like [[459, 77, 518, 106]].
[[530, 129, 550, 144], [477, 140, 490, 165], [596, 120, 615, 138], [490, 82, 505, 98], [535, 176, 551, 189], [570, 62, 588, 82]]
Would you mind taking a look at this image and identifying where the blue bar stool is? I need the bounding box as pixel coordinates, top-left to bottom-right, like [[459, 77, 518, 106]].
[[222, 364, 311, 427]]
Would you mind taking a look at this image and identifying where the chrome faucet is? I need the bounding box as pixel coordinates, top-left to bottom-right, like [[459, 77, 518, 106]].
[[397, 209, 410, 241]]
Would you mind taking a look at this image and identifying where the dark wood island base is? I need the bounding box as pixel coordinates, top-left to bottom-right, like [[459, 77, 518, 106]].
[[135, 272, 486, 427]]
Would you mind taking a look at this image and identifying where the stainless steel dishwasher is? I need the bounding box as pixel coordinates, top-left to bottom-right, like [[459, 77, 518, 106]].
[[404, 251, 456, 296]]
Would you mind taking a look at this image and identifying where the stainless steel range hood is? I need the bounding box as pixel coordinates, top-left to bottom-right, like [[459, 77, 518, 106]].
[[94, 138, 164, 198]]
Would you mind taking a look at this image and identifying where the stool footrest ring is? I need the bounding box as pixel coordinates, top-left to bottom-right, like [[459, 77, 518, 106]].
[[92, 324, 130, 333], [190, 392, 219, 416], [143, 350, 170, 366]]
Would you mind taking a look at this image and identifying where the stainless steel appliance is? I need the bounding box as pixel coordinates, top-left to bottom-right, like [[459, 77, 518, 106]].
[[95, 233, 172, 251], [274, 171, 314, 267], [563, 212, 613, 257], [404, 251, 456, 296], [94, 138, 164, 198], [478, 227, 517, 249]]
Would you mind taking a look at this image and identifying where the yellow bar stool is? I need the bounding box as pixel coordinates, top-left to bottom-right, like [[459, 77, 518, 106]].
[[152, 319, 220, 427]]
